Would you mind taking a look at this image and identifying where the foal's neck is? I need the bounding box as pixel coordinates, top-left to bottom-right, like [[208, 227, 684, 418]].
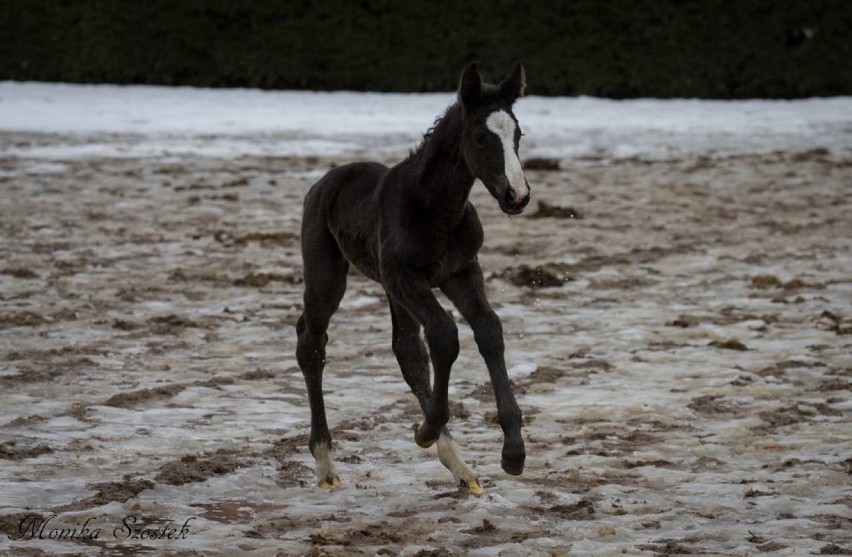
[[414, 104, 475, 227]]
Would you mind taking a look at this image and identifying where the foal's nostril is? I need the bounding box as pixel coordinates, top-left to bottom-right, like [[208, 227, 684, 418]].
[[505, 188, 517, 204]]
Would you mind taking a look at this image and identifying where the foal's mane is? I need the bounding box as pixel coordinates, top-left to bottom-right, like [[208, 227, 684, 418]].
[[407, 101, 464, 162], [406, 84, 502, 168]]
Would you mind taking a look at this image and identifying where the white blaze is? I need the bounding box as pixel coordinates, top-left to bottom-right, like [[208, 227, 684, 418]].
[[486, 110, 528, 200]]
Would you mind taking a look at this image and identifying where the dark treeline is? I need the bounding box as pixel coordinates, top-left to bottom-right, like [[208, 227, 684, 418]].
[[1, 0, 850, 98]]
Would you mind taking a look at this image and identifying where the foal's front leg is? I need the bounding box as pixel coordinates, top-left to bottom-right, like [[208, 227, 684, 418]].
[[441, 262, 526, 475], [390, 301, 483, 494], [383, 269, 458, 448]]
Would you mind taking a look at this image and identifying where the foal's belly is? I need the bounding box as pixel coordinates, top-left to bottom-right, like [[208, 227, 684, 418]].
[[333, 233, 381, 283], [340, 238, 471, 289], [348, 255, 381, 282]]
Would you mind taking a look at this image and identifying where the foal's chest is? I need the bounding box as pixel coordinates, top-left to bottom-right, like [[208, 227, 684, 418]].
[[423, 205, 485, 286]]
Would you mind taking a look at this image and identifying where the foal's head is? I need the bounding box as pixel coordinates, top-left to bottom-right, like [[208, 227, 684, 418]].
[[458, 62, 531, 215]]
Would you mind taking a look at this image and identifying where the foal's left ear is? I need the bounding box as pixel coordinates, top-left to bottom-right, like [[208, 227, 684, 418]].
[[498, 62, 527, 104], [459, 61, 482, 107]]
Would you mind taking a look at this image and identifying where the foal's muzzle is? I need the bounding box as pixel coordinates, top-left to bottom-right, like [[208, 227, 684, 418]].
[[501, 184, 531, 215]]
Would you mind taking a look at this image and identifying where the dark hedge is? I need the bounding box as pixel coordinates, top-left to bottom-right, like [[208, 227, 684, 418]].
[[1, 0, 850, 98]]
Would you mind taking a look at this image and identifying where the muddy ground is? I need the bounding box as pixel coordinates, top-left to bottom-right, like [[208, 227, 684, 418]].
[[0, 143, 850, 556]]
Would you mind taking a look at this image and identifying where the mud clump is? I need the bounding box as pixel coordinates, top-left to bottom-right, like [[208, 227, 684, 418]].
[[0, 512, 39, 539], [750, 275, 782, 289], [0, 441, 52, 460], [277, 460, 313, 488], [623, 458, 676, 469], [790, 147, 830, 162], [466, 383, 494, 403], [818, 310, 852, 335], [56, 477, 155, 512], [750, 275, 819, 291], [0, 311, 46, 329], [589, 276, 651, 290], [636, 540, 697, 554], [523, 157, 561, 171], [818, 544, 849, 555], [688, 395, 739, 415], [754, 402, 840, 432], [462, 518, 498, 533], [744, 488, 773, 498], [666, 315, 700, 328], [449, 400, 470, 420], [265, 433, 310, 462], [500, 263, 571, 288], [1, 267, 39, 279], [156, 452, 244, 485], [103, 384, 185, 408], [147, 314, 203, 334], [233, 272, 301, 287], [414, 549, 454, 557], [526, 366, 565, 383], [533, 499, 596, 520], [235, 230, 294, 244], [345, 521, 405, 544], [709, 339, 748, 351], [83, 479, 154, 506], [529, 201, 582, 219], [112, 318, 140, 331], [214, 230, 297, 247], [241, 368, 277, 380], [308, 531, 352, 547]]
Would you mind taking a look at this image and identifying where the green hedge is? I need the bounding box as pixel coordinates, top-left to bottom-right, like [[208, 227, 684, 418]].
[[1, 0, 850, 98]]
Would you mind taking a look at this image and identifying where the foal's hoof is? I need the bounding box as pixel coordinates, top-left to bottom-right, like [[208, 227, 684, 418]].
[[462, 478, 485, 496], [502, 438, 526, 476], [413, 422, 439, 449], [501, 457, 525, 476], [501, 446, 526, 476], [318, 476, 341, 489]]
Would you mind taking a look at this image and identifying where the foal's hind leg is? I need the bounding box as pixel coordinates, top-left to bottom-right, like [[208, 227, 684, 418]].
[[390, 301, 483, 495], [296, 225, 349, 488]]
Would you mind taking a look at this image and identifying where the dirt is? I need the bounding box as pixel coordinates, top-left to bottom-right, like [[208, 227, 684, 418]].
[[497, 263, 572, 287], [155, 452, 247, 486], [708, 338, 749, 351], [103, 384, 187, 408], [522, 157, 561, 171], [60, 479, 156, 512], [0, 441, 52, 460], [1, 267, 39, 279], [1, 147, 850, 555], [528, 200, 583, 219]]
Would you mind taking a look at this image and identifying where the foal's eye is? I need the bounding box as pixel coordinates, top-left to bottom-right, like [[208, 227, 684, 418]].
[[474, 132, 488, 146]]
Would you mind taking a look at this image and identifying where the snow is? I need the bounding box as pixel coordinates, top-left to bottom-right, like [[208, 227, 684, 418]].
[[2, 81, 851, 161]]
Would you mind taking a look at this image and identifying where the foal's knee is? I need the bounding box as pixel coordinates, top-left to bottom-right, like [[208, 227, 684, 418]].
[[472, 311, 504, 355], [392, 332, 418, 359], [296, 313, 329, 370], [426, 319, 459, 369]]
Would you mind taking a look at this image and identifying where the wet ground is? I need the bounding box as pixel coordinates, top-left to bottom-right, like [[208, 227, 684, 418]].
[[1, 142, 850, 556]]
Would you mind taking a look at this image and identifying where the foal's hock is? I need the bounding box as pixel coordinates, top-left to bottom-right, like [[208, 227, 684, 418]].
[[296, 62, 531, 494]]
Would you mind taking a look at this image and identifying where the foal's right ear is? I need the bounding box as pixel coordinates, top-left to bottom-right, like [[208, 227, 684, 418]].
[[498, 62, 527, 104], [458, 62, 482, 107]]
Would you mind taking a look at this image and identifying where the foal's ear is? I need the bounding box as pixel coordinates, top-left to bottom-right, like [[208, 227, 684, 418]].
[[458, 62, 482, 106], [498, 62, 527, 104]]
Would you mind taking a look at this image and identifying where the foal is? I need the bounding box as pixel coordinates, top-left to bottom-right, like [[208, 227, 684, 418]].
[[296, 62, 530, 494]]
